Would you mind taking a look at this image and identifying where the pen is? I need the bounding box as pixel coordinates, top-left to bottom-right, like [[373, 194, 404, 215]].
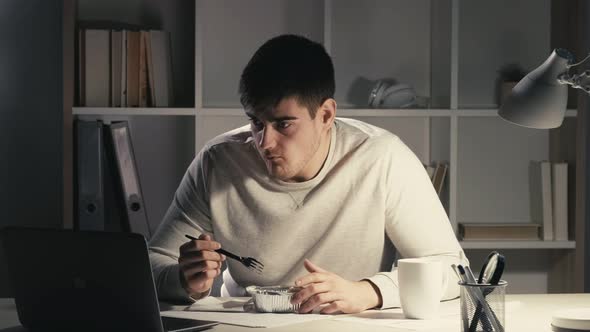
[[463, 265, 493, 332], [463, 265, 478, 284], [458, 265, 501, 332], [465, 265, 503, 332], [452, 264, 470, 332], [457, 265, 490, 330]]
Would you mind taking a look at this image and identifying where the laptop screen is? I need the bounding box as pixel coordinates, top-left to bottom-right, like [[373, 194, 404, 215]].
[[1, 227, 217, 332]]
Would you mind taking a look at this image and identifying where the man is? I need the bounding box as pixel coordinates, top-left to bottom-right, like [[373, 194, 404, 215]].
[[148, 34, 468, 314]]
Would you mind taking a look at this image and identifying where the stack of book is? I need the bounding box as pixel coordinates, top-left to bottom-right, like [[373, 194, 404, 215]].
[[459, 223, 541, 241], [78, 29, 173, 107]]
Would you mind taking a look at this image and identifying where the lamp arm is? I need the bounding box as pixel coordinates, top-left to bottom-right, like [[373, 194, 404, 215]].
[[558, 70, 590, 94], [567, 52, 590, 68], [558, 51, 590, 93]]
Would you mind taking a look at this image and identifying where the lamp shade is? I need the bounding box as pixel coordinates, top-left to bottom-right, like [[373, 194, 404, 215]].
[[498, 49, 573, 129]]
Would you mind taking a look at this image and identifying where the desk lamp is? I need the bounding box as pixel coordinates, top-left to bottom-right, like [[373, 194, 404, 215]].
[[498, 49, 590, 331], [498, 48, 590, 129]]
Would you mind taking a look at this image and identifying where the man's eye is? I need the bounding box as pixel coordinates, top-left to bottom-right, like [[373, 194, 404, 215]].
[[250, 119, 263, 130], [277, 122, 291, 129]]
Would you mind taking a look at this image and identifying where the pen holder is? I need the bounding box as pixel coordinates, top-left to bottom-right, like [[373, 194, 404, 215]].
[[459, 280, 507, 332]]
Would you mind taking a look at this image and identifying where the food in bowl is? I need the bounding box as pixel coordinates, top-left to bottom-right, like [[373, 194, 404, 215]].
[[246, 285, 303, 313]]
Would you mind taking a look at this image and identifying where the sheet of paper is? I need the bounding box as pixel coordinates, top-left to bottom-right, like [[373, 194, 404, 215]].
[[334, 299, 460, 331], [333, 299, 522, 331], [186, 296, 252, 312], [161, 310, 333, 328]]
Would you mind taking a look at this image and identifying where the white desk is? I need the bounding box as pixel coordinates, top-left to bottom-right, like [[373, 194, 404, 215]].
[[1, 294, 588, 331]]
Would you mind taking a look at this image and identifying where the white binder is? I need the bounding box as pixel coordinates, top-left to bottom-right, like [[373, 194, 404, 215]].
[[107, 121, 151, 239]]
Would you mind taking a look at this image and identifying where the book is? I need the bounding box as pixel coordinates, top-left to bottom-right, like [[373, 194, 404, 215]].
[[126, 31, 140, 107], [529, 161, 553, 240], [145, 30, 156, 107], [111, 30, 122, 107], [459, 223, 541, 240], [552, 162, 568, 241], [149, 30, 174, 107], [77, 29, 85, 106], [423, 164, 436, 180], [121, 30, 128, 106], [139, 31, 150, 107], [83, 29, 111, 106], [431, 163, 448, 196]]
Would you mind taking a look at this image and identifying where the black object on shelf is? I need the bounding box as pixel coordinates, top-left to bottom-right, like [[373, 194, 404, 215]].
[[75, 120, 151, 239]]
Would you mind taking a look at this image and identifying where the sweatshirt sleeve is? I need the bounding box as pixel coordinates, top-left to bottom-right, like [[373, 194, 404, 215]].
[[147, 149, 214, 302], [367, 137, 469, 309]]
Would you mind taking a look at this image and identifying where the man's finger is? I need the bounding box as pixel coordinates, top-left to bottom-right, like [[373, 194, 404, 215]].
[[182, 260, 222, 275], [198, 233, 211, 241], [295, 272, 328, 287], [319, 300, 345, 314], [185, 270, 219, 293], [182, 239, 221, 252], [291, 282, 329, 304], [298, 292, 339, 314], [179, 250, 225, 265], [303, 259, 329, 273]]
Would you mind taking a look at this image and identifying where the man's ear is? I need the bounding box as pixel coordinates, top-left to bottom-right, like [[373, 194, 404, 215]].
[[318, 98, 336, 128]]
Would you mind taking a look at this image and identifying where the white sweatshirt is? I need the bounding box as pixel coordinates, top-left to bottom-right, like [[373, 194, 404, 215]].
[[148, 117, 468, 308]]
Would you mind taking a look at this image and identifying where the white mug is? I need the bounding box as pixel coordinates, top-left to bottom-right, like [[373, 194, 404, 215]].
[[398, 258, 443, 319]]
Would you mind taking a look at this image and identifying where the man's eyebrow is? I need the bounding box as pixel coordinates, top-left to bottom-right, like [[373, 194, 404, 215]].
[[245, 112, 298, 121], [270, 115, 298, 121]]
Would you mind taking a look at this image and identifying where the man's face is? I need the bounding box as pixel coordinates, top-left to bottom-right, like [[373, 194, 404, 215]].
[[246, 97, 329, 182]]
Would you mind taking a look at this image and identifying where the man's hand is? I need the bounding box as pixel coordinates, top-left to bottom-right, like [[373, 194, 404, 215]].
[[178, 234, 226, 296], [291, 259, 382, 314]]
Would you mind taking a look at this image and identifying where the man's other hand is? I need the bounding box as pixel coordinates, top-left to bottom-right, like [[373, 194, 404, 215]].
[[178, 233, 226, 296], [291, 259, 383, 314]]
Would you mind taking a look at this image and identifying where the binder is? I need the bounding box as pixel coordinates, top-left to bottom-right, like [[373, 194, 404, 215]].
[[106, 121, 151, 239], [75, 120, 105, 231]]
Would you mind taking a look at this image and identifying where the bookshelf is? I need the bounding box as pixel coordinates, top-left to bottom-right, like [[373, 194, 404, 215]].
[[68, 0, 587, 293]]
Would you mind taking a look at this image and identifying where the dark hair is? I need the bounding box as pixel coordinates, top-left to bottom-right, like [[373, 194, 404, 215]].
[[239, 34, 335, 118]]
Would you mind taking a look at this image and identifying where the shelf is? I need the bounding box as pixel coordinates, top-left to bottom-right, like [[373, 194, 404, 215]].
[[460, 240, 576, 250], [73, 107, 196, 116], [454, 109, 578, 117], [199, 108, 578, 118], [338, 108, 453, 117], [201, 107, 454, 117]]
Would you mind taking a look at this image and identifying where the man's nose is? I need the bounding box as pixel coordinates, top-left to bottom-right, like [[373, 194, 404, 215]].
[[257, 126, 276, 151]]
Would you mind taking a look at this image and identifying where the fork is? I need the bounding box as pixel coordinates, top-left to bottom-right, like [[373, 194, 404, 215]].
[[185, 234, 264, 273]]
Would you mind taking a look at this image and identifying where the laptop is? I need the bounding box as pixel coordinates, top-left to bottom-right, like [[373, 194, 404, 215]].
[[1, 227, 218, 332]]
